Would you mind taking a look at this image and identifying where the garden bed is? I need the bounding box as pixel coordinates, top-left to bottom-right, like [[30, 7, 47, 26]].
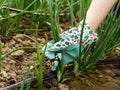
[[0, 28, 120, 90], [0, 1, 120, 89]]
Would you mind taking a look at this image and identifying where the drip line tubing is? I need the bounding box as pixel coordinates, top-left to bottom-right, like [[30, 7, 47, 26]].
[[1, 58, 120, 90]]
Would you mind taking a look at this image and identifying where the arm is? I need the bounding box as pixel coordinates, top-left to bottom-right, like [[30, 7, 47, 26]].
[[86, 0, 118, 31], [44, 0, 118, 71]]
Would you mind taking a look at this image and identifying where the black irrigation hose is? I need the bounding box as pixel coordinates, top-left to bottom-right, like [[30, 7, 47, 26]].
[[1, 58, 120, 90], [97, 58, 120, 65], [0, 72, 57, 90]]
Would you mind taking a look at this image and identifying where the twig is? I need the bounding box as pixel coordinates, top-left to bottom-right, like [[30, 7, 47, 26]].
[[1, 6, 70, 16]]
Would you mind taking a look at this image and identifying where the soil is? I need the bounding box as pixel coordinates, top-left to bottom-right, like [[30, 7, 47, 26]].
[[0, 16, 120, 90], [42, 64, 120, 90]]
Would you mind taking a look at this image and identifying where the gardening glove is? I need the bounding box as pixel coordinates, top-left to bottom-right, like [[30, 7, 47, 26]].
[[44, 21, 98, 71]]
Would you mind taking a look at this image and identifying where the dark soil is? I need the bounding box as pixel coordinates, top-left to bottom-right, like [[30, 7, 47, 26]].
[[42, 64, 120, 90]]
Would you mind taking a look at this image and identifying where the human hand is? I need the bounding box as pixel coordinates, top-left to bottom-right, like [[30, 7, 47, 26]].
[[43, 21, 98, 71]]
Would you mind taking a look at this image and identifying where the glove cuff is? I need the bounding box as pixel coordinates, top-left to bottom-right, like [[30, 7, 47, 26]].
[[49, 21, 98, 51], [78, 20, 98, 47]]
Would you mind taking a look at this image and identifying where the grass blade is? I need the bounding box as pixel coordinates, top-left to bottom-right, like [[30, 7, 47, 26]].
[[0, 40, 2, 69], [20, 64, 32, 90]]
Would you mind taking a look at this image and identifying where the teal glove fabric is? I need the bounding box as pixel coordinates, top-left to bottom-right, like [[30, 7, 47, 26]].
[[44, 21, 98, 71], [45, 40, 84, 71]]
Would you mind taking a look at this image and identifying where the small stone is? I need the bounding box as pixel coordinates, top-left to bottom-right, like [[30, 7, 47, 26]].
[[58, 84, 69, 90], [0, 82, 6, 87], [1, 70, 8, 77], [99, 75, 103, 78]]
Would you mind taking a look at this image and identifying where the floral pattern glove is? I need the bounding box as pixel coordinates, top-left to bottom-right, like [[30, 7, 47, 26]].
[[44, 21, 98, 71]]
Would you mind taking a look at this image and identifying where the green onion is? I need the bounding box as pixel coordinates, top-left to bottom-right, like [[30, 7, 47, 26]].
[[0, 40, 2, 69], [20, 64, 32, 90], [33, 24, 48, 89]]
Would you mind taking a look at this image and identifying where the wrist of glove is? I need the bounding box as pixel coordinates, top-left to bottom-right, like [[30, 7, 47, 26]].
[[49, 21, 97, 51], [43, 21, 98, 71]]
